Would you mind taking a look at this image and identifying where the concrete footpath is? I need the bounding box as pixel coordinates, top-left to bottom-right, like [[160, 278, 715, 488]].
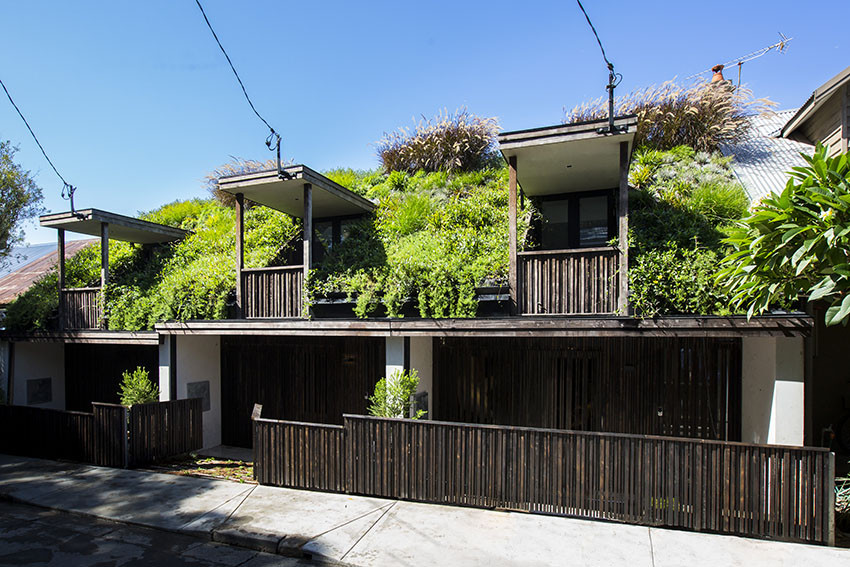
[[0, 454, 847, 567]]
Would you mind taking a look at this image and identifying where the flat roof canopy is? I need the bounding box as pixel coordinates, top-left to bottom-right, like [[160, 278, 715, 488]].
[[499, 116, 637, 196], [40, 209, 187, 244], [218, 165, 376, 218]]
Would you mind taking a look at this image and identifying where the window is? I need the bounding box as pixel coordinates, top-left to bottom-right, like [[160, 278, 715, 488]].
[[312, 216, 363, 263], [537, 190, 614, 250]]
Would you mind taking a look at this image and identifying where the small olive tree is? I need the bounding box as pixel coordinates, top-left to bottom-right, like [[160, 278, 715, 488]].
[[718, 145, 850, 326], [368, 369, 426, 419], [117, 366, 159, 405]]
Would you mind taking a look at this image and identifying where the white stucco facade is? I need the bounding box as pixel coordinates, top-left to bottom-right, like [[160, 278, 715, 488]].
[[741, 336, 805, 446]]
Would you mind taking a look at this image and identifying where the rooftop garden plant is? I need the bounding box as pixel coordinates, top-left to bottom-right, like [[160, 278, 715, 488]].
[[564, 80, 773, 152], [6, 108, 755, 329]]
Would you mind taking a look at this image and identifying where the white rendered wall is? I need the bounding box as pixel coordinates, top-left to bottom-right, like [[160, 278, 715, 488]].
[[11, 342, 65, 410], [158, 335, 172, 402], [175, 335, 221, 449], [385, 336, 405, 380], [741, 337, 805, 446], [409, 336, 433, 418]]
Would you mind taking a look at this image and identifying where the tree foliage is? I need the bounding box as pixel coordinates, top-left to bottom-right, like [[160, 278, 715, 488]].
[[0, 141, 44, 267], [718, 145, 850, 326], [565, 81, 773, 153]]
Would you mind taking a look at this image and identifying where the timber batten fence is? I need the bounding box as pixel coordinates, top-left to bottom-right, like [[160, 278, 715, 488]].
[[0, 398, 203, 468], [253, 414, 835, 545]]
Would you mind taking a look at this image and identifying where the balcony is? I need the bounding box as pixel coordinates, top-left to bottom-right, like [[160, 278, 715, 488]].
[[60, 287, 103, 329], [517, 247, 619, 315], [241, 265, 304, 319]]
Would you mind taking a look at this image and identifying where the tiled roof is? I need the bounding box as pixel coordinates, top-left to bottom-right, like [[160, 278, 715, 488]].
[[0, 239, 96, 306], [720, 109, 813, 204]]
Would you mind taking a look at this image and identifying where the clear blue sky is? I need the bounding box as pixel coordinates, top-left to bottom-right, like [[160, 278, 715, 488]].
[[1, 0, 846, 244]]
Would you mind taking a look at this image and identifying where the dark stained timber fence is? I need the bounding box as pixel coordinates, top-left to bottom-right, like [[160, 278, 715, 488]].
[[61, 287, 103, 329], [0, 405, 96, 463], [242, 266, 303, 318], [0, 399, 203, 469], [128, 398, 203, 466], [253, 414, 835, 545], [254, 418, 345, 492], [517, 248, 619, 315]]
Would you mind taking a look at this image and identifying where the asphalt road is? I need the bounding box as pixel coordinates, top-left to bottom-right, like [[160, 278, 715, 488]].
[[0, 500, 312, 567]]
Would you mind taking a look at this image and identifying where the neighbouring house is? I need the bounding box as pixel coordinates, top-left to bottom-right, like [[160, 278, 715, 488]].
[[0, 240, 95, 313], [0, 115, 813, 455]]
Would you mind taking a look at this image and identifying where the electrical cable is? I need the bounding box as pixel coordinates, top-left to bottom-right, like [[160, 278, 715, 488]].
[[0, 76, 70, 187], [575, 0, 613, 71], [194, 0, 276, 137]]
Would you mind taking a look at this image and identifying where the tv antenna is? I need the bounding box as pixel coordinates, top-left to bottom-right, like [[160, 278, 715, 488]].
[[686, 33, 793, 87]]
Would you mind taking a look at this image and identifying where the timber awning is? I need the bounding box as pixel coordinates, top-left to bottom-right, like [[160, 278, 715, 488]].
[[155, 314, 812, 338], [40, 209, 187, 244], [217, 165, 376, 217], [498, 116, 638, 196]]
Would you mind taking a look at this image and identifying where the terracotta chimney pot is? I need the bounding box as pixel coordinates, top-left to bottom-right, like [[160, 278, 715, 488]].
[[711, 64, 725, 83]]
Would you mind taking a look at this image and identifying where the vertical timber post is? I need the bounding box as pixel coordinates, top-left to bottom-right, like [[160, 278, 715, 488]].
[[235, 193, 245, 318], [100, 222, 109, 329], [618, 141, 630, 315], [508, 155, 518, 314], [57, 229, 65, 330], [303, 183, 313, 317]]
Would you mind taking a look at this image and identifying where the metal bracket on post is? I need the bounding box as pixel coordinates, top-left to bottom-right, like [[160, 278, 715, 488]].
[[267, 131, 290, 180]]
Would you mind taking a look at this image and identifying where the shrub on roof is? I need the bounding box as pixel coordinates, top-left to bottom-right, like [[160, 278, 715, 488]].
[[309, 165, 534, 318], [626, 146, 749, 317], [564, 80, 774, 153], [376, 108, 500, 173]]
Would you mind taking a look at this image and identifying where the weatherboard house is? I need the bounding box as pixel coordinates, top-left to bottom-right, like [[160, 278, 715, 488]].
[[0, 114, 811, 452]]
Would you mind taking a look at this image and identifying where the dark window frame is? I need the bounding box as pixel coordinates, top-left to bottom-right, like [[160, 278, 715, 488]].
[[532, 188, 617, 250], [312, 213, 366, 263]]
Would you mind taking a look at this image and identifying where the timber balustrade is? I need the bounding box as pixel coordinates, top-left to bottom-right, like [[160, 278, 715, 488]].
[[517, 248, 619, 315], [60, 287, 103, 329], [0, 398, 202, 468], [242, 266, 304, 318], [252, 413, 835, 545]]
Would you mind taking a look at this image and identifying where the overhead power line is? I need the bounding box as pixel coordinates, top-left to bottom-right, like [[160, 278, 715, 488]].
[[0, 76, 79, 212], [194, 0, 285, 175], [574, 0, 623, 133]]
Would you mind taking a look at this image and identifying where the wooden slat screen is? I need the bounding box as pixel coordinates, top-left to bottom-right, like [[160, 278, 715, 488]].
[[433, 337, 742, 441], [61, 288, 103, 329], [253, 418, 345, 492], [517, 249, 619, 314], [252, 414, 835, 545], [128, 398, 203, 466], [242, 266, 303, 318]]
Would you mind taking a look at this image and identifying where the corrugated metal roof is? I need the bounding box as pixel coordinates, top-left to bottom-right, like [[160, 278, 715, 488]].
[[0, 239, 96, 306], [720, 109, 813, 204]]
